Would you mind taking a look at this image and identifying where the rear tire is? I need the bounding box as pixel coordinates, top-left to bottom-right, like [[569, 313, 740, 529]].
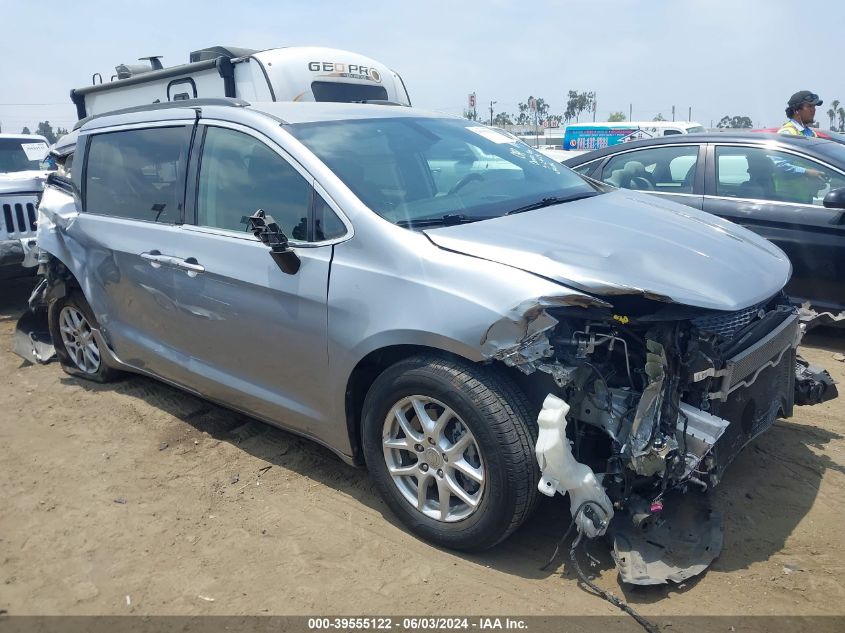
[[48, 290, 118, 383], [362, 354, 539, 551]]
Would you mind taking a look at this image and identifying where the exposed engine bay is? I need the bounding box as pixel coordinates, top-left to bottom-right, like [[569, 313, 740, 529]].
[[485, 291, 837, 584]]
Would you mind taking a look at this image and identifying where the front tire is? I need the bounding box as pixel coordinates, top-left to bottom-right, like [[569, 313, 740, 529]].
[[48, 290, 118, 383], [362, 354, 539, 551]]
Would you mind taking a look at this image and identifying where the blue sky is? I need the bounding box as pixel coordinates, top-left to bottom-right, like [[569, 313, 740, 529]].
[[1, 0, 842, 132]]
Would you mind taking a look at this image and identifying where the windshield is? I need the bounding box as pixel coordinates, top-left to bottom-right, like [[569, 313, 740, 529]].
[[288, 117, 597, 225], [0, 138, 49, 173]]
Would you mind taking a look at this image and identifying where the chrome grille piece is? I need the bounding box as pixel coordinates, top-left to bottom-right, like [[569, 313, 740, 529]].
[[1, 196, 38, 238]]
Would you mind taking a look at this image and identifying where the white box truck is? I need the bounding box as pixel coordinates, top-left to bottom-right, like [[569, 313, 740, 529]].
[[70, 45, 412, 119]]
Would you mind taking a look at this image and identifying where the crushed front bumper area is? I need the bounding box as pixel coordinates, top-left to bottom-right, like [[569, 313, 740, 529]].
[[487, 293, 837, 584], [13, 306, 55, 364]]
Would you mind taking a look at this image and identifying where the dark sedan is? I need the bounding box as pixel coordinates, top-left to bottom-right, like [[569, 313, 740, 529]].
[[562, 134, 845, 316]]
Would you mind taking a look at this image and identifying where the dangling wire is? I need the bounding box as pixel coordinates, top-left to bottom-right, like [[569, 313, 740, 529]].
[[568, 527, 661, 633], [539, 517, 576, 572]]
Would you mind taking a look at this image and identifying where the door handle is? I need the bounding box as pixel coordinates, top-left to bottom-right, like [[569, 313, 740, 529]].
[[176, 258, 205, 275], [140, 251, 175, 268], [140, 252, 204, 275]]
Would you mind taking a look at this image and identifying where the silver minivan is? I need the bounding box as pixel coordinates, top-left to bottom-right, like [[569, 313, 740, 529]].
[[30, 99, 835, 584]]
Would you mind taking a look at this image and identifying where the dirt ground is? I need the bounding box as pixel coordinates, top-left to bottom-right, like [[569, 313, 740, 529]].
[[1, 276, 843, 625]]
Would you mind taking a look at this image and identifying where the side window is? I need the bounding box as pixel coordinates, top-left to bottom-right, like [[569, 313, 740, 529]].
[[602, 146, 699, 193], [85, 127, 188, 223], [571, 161, 599, 177], [313, 193, 346, 241], [197, 126, 311, 239], [715, 146, 845, 205]]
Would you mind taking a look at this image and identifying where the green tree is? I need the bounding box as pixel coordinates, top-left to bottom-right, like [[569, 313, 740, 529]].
[[21, 126, 31, 134], [653, 113, 666, 121], [462, 108, 479, 122], [716, 115, 752, 129], [838, 107, 845, 133], [35, 121, 57, 144], [516, 97, 550, 126], [564, 91, 595, 123], [492, 112, 513, 126], [608, 111, 626, 122]]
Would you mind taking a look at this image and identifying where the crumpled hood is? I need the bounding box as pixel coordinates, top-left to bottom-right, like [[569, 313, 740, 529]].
[[0, 170, 48, 195], [424, 190, 791, 311]]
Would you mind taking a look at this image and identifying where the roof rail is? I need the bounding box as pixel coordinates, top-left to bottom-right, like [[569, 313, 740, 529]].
[[73, 97, 250, 130]]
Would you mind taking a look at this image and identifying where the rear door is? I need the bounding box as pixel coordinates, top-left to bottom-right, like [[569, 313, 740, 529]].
[[703, 143, 845, 310], [160, 120, 349, 434], [596, 144, 705, 209]]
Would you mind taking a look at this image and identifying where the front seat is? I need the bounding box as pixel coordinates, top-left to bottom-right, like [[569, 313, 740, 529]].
[[739, 154, 776, 200]]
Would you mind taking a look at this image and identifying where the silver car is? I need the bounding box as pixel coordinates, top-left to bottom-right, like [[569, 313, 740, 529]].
[[29, 100, 835, 584]]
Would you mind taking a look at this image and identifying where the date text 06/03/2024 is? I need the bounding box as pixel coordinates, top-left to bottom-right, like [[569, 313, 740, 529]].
[[306, 617, 528, 630]]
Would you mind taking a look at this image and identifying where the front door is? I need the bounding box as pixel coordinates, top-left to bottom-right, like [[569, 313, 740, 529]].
[[597, 144, 705, 210], [79, 123, 194, 377], [158, 122, 339, 436], [704, 144, 845, 311]]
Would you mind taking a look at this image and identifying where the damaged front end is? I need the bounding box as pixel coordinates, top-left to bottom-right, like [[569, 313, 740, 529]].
[[13, 174, 80, 366], [483, 292, 837, 585]]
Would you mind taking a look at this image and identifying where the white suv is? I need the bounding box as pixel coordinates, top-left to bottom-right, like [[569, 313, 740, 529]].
[[0, 133, 51, 278]]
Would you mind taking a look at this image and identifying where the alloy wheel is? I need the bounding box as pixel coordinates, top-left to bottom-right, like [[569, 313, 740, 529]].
[[382, 395, 485, 522], [58, 306, 101, 374]]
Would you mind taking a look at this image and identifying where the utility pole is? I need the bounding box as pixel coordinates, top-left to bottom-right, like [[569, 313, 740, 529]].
[[688, 106, 692, 122], [489, 100, 497, 126], [672, 105, 676, 122], [629, 103, 633, 121]]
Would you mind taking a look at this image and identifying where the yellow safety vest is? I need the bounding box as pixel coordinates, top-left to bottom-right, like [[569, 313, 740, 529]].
[[778, 120, 817, 137]]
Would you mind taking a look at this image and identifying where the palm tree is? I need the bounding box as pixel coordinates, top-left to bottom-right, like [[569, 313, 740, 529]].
[[828, 107, 837, 129], [838, 107, 845, 133], [832, 100, 841, 130]]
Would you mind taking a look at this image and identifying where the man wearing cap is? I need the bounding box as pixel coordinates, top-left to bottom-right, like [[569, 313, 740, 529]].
[[779, 91, 823, 136]]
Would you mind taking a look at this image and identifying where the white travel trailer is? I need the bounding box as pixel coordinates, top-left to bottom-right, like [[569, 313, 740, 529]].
[[70, 45, 412, 119]]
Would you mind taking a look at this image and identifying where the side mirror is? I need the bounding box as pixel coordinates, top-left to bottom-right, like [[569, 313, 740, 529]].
[[822, 187, 845, 210], [247, 209, 301, 275]]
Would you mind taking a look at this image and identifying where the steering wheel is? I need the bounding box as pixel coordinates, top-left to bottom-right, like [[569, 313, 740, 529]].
[[629, 176, 655, 191], [449, 172, 486, 194]]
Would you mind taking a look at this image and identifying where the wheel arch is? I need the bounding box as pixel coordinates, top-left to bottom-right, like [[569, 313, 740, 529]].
[[343, 343, 537, 466]]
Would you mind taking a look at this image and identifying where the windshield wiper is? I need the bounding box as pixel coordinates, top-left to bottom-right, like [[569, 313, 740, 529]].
[[395, 213, 494, 228], [505, 192, 598, 215]]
